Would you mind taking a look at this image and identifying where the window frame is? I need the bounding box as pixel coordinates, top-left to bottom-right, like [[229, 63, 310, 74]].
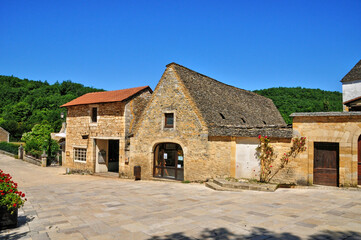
[[74, 148, 87, 163], [91, 107, 98, 123], [164, 113, 174, 128]]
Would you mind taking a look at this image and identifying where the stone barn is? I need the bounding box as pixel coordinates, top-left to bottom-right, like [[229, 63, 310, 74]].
[[126, 63, 292, 181]]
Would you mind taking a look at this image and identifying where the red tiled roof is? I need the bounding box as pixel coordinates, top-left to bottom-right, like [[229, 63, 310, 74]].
[[61, 86, 151, 107]]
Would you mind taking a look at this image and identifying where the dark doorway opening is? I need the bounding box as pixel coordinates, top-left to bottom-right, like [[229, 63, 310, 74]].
[[153, 143, 184, 181], [314, 142, 339, 187], [108, 140, 119, 172]]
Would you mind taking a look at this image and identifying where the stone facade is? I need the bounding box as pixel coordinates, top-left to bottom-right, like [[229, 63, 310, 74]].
[[129, 67, 240, 181], [64, 90, 151, 173], [0, 127, 9, 142], [291, 113, 361, 187]]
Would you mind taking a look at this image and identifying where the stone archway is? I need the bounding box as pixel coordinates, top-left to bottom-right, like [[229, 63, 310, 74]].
[[153, 143, 184, 181]]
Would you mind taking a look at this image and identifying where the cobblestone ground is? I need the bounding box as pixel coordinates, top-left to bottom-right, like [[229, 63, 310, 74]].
[[1, 153, 361, 240]]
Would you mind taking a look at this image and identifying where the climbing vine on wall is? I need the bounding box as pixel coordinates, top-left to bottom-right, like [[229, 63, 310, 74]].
[[256, 136, 307, 183]]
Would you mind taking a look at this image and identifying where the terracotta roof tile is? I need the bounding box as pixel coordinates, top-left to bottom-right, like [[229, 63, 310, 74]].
[[61, 86, 151, 107]]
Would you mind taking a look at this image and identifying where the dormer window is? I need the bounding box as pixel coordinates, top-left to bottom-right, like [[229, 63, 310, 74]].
[[91, 107, 97, 123], [164, 113, 174, 128]]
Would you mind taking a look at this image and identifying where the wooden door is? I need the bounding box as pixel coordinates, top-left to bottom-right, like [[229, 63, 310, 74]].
[[357, 136, 361, 185], [314, 142, 339, 186]]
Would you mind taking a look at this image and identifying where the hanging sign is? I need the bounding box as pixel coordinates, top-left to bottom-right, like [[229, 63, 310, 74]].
[[163, 153, 168, 159], [177, 164, 182, 168], [178, 156, 183, 161]]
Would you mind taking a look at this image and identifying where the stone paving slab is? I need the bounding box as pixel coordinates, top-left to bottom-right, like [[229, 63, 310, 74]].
[[1, 153, 361, 239]]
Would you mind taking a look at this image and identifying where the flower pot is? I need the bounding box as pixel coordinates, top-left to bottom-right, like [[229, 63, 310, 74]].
[[0, 205, 18, 230]]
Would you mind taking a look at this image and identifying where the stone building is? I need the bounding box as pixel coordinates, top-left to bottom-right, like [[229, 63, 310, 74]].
[[291, 112, 361, 187], [61, 86, 152, 173], [342, 59, 361, 111], [0, 127, 10, 142], [127, 63, 292, 181], [288, 59, 361, 187]]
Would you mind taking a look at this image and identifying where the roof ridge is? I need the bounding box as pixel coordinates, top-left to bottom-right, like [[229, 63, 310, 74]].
[[166, 62, 269, 99], [85, 85, 150, 95]]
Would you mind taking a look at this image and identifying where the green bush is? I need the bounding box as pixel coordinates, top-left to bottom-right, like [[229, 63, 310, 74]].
[[0, 142, 18, 155], [21, 123, 59, 161]]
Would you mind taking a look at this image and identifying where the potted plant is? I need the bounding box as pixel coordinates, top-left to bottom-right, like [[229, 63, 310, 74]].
[[0, 169, 27, 230]]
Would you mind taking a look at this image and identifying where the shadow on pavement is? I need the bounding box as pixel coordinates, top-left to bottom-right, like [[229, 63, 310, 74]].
[[148, 227, 361, 240]]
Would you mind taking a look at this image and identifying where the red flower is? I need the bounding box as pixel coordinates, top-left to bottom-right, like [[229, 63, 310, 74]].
[[13, 203, 17, 207], [265, 136, 268, 138], [1, 193, 4, 196], [22, 193, 25, 197], [258, 135, 261, 139]]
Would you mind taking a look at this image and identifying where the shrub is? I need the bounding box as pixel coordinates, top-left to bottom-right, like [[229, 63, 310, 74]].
[[0, 142, 19, 155]]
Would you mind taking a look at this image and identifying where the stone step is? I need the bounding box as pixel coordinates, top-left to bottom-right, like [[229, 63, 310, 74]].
[[210, 178, 278, 192], [205, 181, 244, 192]]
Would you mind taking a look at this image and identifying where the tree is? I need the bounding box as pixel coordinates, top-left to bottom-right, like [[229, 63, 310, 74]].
[[21, 123, 59, 162]]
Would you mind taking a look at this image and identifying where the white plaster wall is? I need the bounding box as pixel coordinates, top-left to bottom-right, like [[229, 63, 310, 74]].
[[343, 80, 361, 103], [95, 139, 108, 173], [235, 138, 260, 179]]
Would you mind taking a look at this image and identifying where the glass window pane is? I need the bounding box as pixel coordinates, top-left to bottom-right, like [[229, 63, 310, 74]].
[[163, 168, 175, 179], [176, 170, 184, 181]]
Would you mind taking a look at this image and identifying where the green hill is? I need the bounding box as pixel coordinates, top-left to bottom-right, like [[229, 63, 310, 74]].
[[0, 75, 343, 140], [254, 87, 343, 124], [0, 75, 103, 140]]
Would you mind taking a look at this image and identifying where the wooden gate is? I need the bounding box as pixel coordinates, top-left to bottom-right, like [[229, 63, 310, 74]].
[[314, 142, 339, 186]]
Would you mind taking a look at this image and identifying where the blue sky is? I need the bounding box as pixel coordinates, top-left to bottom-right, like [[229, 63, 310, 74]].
[[1, 0, 360, 92]]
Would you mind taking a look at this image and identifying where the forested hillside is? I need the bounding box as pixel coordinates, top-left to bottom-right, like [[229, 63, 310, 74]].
[[0, 75, 103, 140], [0, 75, 343, 141], [254, 87, 343, 124]]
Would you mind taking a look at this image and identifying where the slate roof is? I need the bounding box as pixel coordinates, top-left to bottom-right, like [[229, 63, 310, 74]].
[[290, 112, 361, 117], [341, 59, 361, 83], [169, 63, 291, 138], [61, 86, 152, 107]]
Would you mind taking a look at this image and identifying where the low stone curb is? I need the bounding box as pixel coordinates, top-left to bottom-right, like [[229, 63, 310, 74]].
[[23, 155, 41, 166], [206, 178, 278, 192], [0, 150, 16, 158]]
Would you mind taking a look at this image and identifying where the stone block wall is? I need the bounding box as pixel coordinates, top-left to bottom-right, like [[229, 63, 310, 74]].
[[129, 67, 233, 181], [0, 128, 9, 142], [64, 102, 126, 172], [292, 115, 361, 187]]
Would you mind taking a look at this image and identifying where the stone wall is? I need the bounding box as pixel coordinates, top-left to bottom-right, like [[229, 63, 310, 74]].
[[0, 128, 9, 142], [129, 67, 233, 181], [64, 90, 152, 173], [233, 137, 305, 185], [292, 115, 361, 187], [64, 101, 126, 172]]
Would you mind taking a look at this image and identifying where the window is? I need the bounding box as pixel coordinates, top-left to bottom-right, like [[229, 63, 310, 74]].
[[74, 148, 87, 162], [164, 113, 174, 128], [91, 107, 97, 122]]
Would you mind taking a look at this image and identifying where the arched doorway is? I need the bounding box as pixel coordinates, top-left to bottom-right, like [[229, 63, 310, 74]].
[[358, 135, 361, 185], [153, 143, 184, 181]]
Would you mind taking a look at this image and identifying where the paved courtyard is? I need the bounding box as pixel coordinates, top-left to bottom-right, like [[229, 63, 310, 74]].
[[0, 153, 361, 240]]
